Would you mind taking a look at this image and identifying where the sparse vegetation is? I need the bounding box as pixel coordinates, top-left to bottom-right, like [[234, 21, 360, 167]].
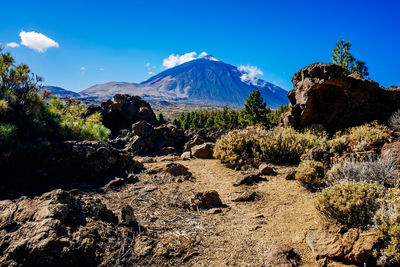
[[295, 160, 325, 189], [316, 181, 385, 228], [214, 126, 323, 169]]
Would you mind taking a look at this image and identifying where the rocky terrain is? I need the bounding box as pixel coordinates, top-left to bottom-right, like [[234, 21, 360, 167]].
[[2, 61, 400, 267]]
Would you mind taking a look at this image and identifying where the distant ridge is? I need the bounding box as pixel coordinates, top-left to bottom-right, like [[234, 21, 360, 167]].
[[40, 86, 80, 98]]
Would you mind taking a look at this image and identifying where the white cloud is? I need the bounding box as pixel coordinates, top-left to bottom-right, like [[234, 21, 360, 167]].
[[198, 52, 208, 58], [163, 52, 197, 68], [19, 31, 59, 52], [148, 71, 154, 75], [145, 62, 151, 67], [162, 51, 220, 69], [237, 65, 264, 86], [80, 66, 86, 71], [6, 42, 20, 48], [99, 68, 105, 71]]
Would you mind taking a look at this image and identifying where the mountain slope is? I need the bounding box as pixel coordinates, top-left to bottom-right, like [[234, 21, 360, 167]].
[[41, 86, 80, 98], [79, 56, 288, 108]]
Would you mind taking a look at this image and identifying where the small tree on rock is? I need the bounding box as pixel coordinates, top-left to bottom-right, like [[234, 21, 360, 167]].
[[240, 88, 270, 125], [332, 39, 369, 78]]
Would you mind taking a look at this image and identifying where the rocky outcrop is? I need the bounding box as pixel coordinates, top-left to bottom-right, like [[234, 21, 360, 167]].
[[1, 141, 143, 199], [110, 121, 186, 156], [283, 63, 400, 131], [98, 94, 157, 134], [0, 189, 137, 266]]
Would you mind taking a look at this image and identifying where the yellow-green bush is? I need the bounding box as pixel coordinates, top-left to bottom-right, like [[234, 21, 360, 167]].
[[316, 181, 385, 228], [49, 97, 110, 141], [295, 160, 325, 189], [339, 121, 390, 152], [213, 126, 323, 169], [373, 188, 400, 265]]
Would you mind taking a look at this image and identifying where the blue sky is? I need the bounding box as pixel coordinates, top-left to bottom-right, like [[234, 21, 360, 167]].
[[1, 0, 399, 92]]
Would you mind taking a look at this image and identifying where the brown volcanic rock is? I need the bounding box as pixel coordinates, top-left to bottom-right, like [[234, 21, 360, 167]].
[[283, 63, 400, 131], [99, 94, 157, 134], [0, 189, 136, 267]]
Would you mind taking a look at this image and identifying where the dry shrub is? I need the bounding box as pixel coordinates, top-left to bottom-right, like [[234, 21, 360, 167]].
[[389, 109, 400, 132], [213, 126, 322, 169], [341, 121, 390, 152], [316, 181, 385, 228], [326, 155, 399, 187], [373, 188, 400, 266], [295, 160, 325, 189]]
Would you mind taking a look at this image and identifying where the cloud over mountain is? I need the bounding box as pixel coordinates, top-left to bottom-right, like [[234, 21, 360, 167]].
[[237, 65, 264, 86], [162, 51, 217, 69]]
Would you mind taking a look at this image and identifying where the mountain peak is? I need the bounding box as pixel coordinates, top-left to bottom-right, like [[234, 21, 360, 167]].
[[79, 55, 289, 108], [198, 54, 220, 62]]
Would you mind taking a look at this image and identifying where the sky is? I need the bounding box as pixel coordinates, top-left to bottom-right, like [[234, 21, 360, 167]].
[[1, 0, 399, 92]]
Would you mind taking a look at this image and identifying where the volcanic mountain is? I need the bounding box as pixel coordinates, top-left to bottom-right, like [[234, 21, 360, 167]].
[[79, 55, 288, 108]]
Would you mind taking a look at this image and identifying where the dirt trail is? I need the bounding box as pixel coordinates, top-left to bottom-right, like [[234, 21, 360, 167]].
[[146, 159, 323, 266]]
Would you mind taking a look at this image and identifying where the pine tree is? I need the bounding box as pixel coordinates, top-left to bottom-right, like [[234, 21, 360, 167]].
[[332, 40, 369, 78], [157, 112, 166, 124], [240, 88, 270, 125]]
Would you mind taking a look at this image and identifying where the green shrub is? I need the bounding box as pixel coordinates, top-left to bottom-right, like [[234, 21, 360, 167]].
[[316, 181, 385, 228], [49, 97, 111, 141], [295, 160, 325, 189], [214, 126, 323, 169], [0, 123, 16, 141], [266, 104, 289, 123]]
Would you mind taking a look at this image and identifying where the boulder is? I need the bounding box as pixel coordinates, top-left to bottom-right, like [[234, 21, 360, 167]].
[[180, 151, 191, 160], [231, 191, 259, 202], [99, 94, 157, 134], [285, 169, 296, 180], [190, 190, 223, 209], [283, 63, 400, 132], [233, 172, 261, 186], [265, 244, 300, 267], [191, 142, 214, 158], [258, 163, 277, 175], [0, 189, 136, 266], [306, 228, 378, 265], [163, 163, 191, 177]]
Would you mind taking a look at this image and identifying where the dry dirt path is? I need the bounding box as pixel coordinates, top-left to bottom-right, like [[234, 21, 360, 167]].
[[146, 158, 323, 266]]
